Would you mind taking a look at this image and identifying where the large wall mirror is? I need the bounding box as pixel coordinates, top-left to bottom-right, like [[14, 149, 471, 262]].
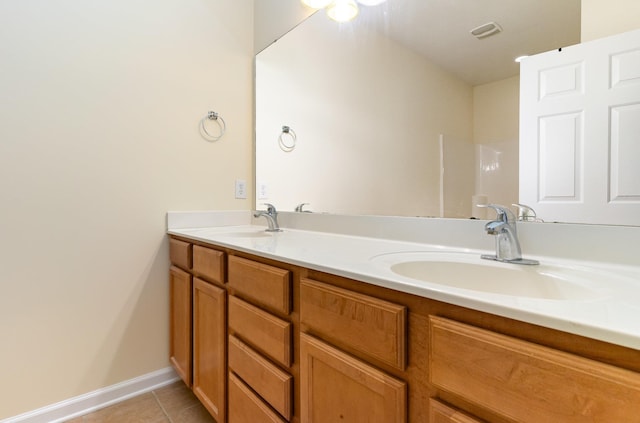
[[255, 0, 635, 225]]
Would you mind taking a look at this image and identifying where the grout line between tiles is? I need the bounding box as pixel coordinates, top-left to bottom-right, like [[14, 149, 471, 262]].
[[152, 390, 174, 423]]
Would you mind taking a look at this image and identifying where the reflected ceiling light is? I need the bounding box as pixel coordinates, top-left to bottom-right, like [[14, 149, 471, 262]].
[[302, 0, 387, 23], [326, 0, 359, 22], [301, 0, 333, 8]]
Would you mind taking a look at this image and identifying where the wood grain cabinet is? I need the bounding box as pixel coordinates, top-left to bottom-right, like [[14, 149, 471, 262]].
[[193, 244, 225, 284], [169, 265, 192, 386], [228, 335, 292, 420], [228, 373, 287, 423], [170, 238, 192, 272], [169, 239, 227, 421], [429, 316, 640, 423], [169, 236, 640, 423], [228, 296, 292, 367], [428, 399, 483, 423], [300, 333, 407, 423], [299, 278, 408, 422], [193, 277, 227, 423], [227, 255, 294, 422], [169, 236, 194, 386], [228, 255, 291, 314], [300, 278, 407, 370]]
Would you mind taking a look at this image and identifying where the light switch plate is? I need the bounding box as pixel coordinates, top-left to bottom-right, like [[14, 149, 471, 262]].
[[257, 181, 269, 200], [235, 179, 247, 199]]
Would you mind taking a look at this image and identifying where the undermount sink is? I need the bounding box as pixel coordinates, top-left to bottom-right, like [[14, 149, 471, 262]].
[[371, 251, 610, 301]]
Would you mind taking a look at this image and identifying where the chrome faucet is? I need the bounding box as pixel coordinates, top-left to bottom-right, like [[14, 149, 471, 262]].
[[254, 203, 282, 232], [481, 204, 539, 265]]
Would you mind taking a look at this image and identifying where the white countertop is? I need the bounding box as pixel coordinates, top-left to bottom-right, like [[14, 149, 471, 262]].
[[168, 221, 640, 351]]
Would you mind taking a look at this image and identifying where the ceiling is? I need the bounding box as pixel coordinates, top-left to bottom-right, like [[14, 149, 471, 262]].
[[356, 0, 582, 86]]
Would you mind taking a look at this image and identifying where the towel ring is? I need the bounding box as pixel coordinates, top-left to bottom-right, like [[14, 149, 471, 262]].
[[200, 111, 226, 141], [278, 126, 296, 152]]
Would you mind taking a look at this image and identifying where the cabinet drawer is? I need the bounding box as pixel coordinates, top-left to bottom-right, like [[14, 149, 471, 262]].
[[300, 278, 407, 370], [193, 245, 225, 284], [229, 335, 292, 420], [169, 238, 192, 270], [228, 372, 287, 423], [228, 296, 292, 367], [228, 255, 291, 315], [428, 399, 483, 423], [429, 316, 640, 423]]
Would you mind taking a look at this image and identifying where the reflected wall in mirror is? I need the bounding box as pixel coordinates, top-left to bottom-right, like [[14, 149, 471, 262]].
[[255, 0, 636, 224], [257, 9, 476, 217]]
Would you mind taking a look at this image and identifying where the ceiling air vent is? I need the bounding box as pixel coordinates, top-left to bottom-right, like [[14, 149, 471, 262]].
[[470, 22, 502, 39]]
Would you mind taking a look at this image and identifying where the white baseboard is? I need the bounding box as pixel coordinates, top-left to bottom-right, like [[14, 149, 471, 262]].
[[1, 367, 180, 423]]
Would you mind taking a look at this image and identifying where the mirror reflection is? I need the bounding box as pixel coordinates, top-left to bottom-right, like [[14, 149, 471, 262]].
[[255, 0, 581, 218]]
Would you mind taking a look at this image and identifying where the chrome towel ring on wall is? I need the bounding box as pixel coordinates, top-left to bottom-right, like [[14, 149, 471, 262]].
[[200, 111, 226, 141], [279, 125, 296, 152]]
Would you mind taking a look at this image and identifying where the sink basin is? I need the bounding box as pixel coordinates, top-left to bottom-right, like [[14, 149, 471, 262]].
[[219, 230, 274, 238], [371, 252, 608, 300]]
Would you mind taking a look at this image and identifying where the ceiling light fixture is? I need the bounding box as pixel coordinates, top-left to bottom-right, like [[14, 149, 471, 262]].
[[302, 0, 387, 23]]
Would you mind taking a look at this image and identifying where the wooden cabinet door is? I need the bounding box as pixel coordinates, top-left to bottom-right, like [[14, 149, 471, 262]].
[[169, 266, 192, 386], [300, 333, 406, 423], [193, 278, 227, 423]]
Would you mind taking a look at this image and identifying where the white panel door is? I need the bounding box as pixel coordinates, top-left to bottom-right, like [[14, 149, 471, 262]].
[[520, 29, 640, 225]]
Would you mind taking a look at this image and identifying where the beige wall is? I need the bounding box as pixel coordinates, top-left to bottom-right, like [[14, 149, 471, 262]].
[[0, 0, 253, 418], [581, 0, 640, 41]]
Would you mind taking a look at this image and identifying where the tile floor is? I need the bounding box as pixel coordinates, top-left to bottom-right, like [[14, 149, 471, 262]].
[[64, 381, 215, 423]]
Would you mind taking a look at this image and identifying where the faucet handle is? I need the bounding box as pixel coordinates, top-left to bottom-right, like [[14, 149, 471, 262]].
[[262, 203, 277, 214], [479, 204, 516, 223], [512, 203, 540, 222], [295, 203, 310, 212]]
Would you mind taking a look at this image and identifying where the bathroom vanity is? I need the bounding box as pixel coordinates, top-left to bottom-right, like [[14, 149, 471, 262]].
[[167, 213, 640, 423]]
